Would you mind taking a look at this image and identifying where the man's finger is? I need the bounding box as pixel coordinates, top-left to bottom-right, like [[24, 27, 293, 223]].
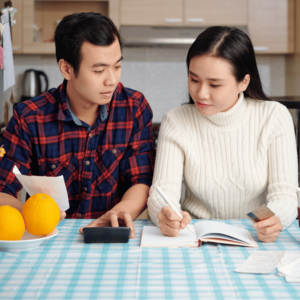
[[123, 212, 135, 238], [110, 213, 119, 228], [79, 218, 102, 234], [59, 210, 66, 222], [162, 206, 182, 222]]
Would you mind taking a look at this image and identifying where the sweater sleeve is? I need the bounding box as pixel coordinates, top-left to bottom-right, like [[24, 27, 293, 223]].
[[147, 111, 185, 226], [266, 105, 298, 230]]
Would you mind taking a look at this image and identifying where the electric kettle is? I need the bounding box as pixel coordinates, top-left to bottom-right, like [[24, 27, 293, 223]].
[[21, 69, 49, 101]]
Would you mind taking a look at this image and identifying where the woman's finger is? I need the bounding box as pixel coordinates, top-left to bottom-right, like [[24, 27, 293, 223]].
[[254, 216, 281, 229], [161, 206, 182, 222], [180, 211, 192, 229], [255, 222, 282, 235], [159, 220, 180, 237], [257, 230, 280, 242], [158, 211, 181, 229]]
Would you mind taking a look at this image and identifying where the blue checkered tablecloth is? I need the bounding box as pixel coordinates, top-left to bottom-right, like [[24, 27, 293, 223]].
[[0, 219, 300, 300]]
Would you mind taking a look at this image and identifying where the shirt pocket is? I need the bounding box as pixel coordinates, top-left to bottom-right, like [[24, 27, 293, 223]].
[[41, 156, 79, 196], [94, 147, 125, 192]]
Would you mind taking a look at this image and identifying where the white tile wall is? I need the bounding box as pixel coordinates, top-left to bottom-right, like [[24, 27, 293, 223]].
[[12, 48, 286, 123]]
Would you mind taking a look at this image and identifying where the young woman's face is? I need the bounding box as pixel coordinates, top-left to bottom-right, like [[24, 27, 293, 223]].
[[188, 55, 249, 116]]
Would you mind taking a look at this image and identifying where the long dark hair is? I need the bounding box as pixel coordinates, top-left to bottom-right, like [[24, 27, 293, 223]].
[[186, 26, 269, 104]]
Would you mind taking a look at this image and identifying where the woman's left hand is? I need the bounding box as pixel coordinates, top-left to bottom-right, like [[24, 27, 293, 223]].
[[253, 215, 282, 242]]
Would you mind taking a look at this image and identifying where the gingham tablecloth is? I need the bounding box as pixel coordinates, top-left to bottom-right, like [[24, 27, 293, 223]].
[[0, 219, 300, 300]]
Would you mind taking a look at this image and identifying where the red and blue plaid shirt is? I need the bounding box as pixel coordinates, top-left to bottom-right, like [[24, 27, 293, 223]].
[[0, 81, 155, 219]]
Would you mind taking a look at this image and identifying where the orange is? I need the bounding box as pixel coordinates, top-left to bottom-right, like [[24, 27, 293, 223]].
[[0, 206, 25, 240], [22, 193, 60, 236]]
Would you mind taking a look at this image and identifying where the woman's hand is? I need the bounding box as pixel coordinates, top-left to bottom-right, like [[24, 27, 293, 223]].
[[157, 206, 192, 237], [253, 215, 282, 242]]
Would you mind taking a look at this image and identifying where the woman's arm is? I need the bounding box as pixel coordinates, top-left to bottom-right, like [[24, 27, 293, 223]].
[[147, 111, 187, 227], [261, 105, 298, 239]]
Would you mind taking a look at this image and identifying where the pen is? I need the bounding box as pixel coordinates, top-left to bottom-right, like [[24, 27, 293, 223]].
[[156, 186, 194, 233], [297, 188, 300, 227]]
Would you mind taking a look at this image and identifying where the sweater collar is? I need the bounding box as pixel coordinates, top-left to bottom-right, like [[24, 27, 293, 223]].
[[203, 92, 248, 128]]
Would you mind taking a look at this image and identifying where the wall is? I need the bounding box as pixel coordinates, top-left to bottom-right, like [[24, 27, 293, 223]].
[[13, 48, 286, 123]]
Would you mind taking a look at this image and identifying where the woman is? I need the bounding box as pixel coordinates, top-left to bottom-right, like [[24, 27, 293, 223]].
[[147, 26, 298, 242]]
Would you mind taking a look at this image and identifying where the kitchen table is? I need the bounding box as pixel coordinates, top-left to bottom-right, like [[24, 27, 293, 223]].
[[0, 219, 300, 300]]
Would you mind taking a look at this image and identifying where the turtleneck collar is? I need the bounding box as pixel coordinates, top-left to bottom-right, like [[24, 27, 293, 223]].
[[200, 92, 248, 130]]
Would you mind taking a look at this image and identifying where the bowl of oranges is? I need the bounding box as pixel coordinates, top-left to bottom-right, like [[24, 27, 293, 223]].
[[0, 193, 61, 252]]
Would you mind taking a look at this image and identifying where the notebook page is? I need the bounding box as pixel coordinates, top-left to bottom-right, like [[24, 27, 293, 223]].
[[194, 221, 253, 245], [141, 226, 198, 247]]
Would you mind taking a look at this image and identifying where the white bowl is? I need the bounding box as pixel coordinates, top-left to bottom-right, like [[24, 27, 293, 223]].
[[0, 228, 59, 252]]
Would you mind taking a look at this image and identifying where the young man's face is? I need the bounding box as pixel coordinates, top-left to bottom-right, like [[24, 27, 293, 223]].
[[68, 38, 122, 106]]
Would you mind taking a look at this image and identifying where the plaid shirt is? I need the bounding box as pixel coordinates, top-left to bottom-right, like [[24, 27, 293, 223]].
[[0, 82, 155, 219]]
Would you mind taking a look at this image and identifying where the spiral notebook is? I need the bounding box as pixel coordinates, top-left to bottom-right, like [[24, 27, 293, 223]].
[[141, 220, 258, 248]]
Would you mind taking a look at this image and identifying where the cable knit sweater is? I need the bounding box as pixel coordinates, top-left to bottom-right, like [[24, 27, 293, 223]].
[[147, 93, 298, 230]]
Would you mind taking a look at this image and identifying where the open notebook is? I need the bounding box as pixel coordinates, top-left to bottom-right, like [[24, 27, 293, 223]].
[[141, 220, 258, 248]]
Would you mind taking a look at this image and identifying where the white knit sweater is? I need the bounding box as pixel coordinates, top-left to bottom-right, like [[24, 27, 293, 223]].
[[147, 93, 298, 230]]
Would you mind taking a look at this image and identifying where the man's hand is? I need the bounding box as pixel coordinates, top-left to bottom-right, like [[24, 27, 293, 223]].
[[253, 215, 282, 242], [157, 206, 191, 237], [59, 209, 66, 222], [79, 210, 135, 238]]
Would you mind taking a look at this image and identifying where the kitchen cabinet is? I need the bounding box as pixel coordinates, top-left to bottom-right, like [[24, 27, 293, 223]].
[[184, 0, 247, 26], [13, 0, 113, 54], [11, 0, 295, 55], [120, 0, 246, 27], [120, 0, 183, 26], [248, 0, 294, 54]]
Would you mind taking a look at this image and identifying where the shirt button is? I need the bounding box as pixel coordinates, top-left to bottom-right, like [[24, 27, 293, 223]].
[[84, 187, 87, 192], [86, 160, 90, 165], [89, 134, 93, 138], [112, 149, 117, 154], [77, 213, 81, 218], [51, 164, 56, 169]]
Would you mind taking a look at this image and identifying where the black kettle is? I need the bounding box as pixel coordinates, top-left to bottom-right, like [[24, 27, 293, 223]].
[[21, 69, 49, 101]]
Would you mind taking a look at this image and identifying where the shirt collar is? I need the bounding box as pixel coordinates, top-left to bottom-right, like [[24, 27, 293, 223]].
[[57, 80, 108, 124]]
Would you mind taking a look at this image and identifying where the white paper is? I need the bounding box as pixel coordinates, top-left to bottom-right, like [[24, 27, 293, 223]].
[[13, 166, 69, 211], [1, 9, 15, 91], [195, 221, 253, 245], [141, 226, 198, 247], [285, 276, 300, 283], [234, 251, 287, 274], [277, 251, 300, 276], [278, 257, 300, 278]]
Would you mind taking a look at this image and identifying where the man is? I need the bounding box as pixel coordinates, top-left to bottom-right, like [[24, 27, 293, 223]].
[[0, 13, 155, 238]]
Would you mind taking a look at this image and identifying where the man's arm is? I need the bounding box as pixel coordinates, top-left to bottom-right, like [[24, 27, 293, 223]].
[[111, 183, 149, 220], [79, 183, 149, 238], [0, 193, 23, 212]]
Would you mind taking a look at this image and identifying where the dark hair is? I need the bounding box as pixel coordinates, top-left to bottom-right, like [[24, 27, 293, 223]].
[[186, 26, 269, 104], [55, 12, 122, 77]]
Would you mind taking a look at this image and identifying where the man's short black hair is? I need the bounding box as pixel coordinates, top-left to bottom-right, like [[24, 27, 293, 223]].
[[55, 12, 122, 76]]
